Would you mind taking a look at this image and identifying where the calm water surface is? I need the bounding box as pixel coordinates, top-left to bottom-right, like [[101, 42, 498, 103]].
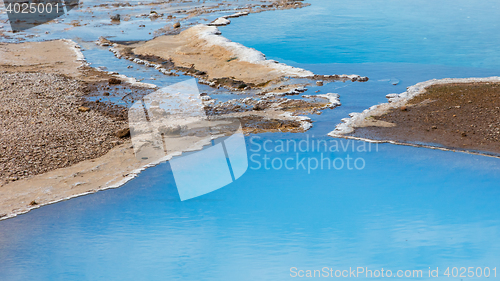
[[1, 1, 500, 280]]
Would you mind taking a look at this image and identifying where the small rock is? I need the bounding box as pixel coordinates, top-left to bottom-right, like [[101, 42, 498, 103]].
[[173, 22, 181, 28], [400, 106, 407, 111], [159, 125, 182, 135], [108, 78, 122, 85], [431, 125, 438, 129], [316, 81, 324, 86], [253, 104, 264, 111], [116, 128, 130, 138], [390, 78, 400, 85], [111, 140, 122, 146], [29, 200, 38, 206], [208, 17, 231, 26], [110, 14, 121, 21], [78, 106, 90, 112]]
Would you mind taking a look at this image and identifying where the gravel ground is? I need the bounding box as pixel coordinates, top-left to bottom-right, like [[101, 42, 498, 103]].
[[0, 72, 129, 185]]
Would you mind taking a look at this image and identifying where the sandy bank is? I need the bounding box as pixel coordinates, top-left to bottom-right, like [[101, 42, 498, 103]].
[[0, 141, 142, 220], [0, 72, 130, 183], [0, 2, 367, 219], [105, 22, 367, 134], [108, 24, 367, 90], [0, 39, 158, 88], [0, 71, 153, 220], [329, 77, 500, 157], [106, 21, 361, 135], [0, 37, 336, 220], [0, 40, 158, 220], [0, 39, 86, 79], [118, 24, 313, 86]]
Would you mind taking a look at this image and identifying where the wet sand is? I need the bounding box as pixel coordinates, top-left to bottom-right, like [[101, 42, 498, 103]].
[[109, 24, 367, 91], [0, 40, 160, 220], [330, 77, 500, 157], [129, 24, 314, 86], [105, 21, 366, 136], [0, 141, 142, 220], [0, 40, 86, 78]]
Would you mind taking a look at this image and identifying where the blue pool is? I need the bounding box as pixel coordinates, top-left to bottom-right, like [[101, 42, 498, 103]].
[[1, 0, 500, 280]]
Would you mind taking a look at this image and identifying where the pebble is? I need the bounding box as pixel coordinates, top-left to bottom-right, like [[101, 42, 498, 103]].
[[110, 14, 121, 21], [78, 106, 91, 112]]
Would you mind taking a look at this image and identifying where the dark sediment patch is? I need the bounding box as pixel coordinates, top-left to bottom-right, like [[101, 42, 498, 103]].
[[81, 80, 155, 121]]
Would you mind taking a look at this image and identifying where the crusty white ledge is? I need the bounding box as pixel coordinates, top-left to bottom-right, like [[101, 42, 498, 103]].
[[329, 76, 500, 138]]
